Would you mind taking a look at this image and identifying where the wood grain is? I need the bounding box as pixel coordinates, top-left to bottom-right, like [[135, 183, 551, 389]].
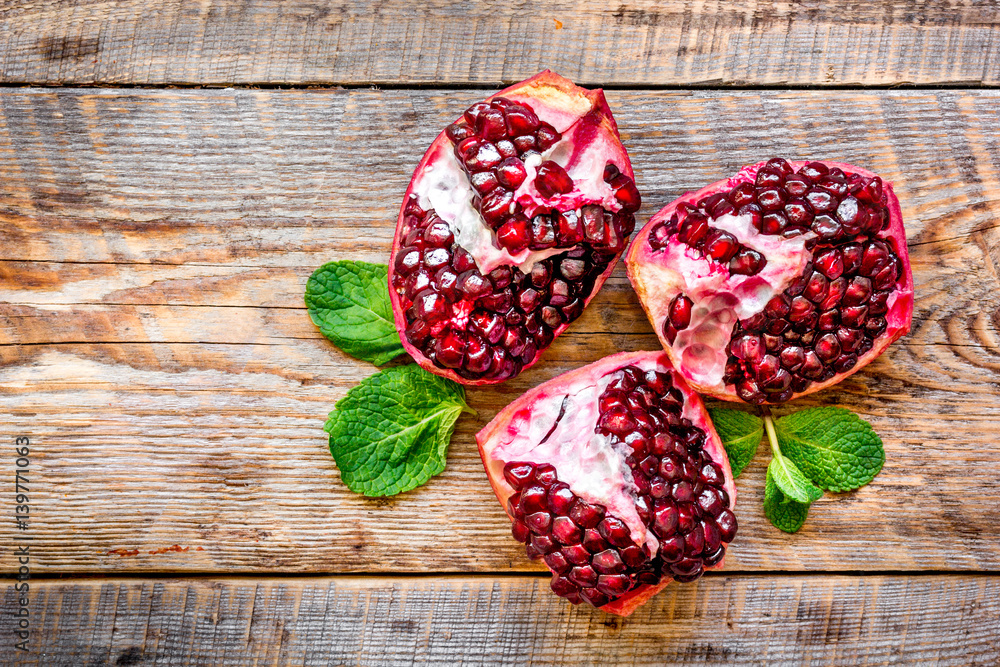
[[2, 88, 1000, 574], [0, 1, 998, 87], [1, 575, 997, 666]]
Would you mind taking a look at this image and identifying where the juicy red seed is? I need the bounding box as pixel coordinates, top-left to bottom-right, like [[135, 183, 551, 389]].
[[696, 488, 725, 516], [544, 551, 572, 574], [496, 157, 528, 189], [526, 512, 552, 535], [678, 212, 710, 246], [659, 535, 685, 563], [616, 179, 642, 213], [563, 543, 591, 566], [703, 521, 722, 554], [579, 588, 610, 607], [683, 527, 705, 556], [552, 516, 582, 545], [598, 517, 632, 549], [512, 520, 529, 543], [530, 534, 557, 555], [535, 463, 557, 486], [569, 501, 605, 529], [672, 480, 694, 503], [703, 229, 739, 262], [496, 216, 531, 252], [756, 187, 787, 211], [520, 485, 548, 514], [569, 565, 598, 587], [730, 333, 764, 363], [592, 549, 627, 575], [600, 407, 638, 437], [755, 168, 783, 188], [534, 161, 574, 198], [814, 248, 845, 280], [597, 574, 631, 597], [716, 510, 738, 542], [653, 502, 679, 537], [729, 247, 766, 275], [669, 294, 693, 330], [504, 462, 535, 489]]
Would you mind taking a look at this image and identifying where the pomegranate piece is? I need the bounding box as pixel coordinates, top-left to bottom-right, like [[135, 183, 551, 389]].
[[477, 351, 738, 616], [626, 159, 914, 404], [389, 71, 641, 385]]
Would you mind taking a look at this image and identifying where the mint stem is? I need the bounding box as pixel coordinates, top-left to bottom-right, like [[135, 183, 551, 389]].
[[762, 408, 781, 459]]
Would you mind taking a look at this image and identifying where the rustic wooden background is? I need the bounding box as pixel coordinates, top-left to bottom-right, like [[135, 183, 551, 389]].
[[1, 1, 999, 665]]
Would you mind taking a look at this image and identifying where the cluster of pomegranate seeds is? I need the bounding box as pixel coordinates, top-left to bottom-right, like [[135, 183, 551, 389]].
[[722, 238, 901, 403], [392, 199, 621, 381], [391, 97, 643, 381], [503, 365, 737, 607], [446, 97, 640, 254], [647, 158, 893, 277]]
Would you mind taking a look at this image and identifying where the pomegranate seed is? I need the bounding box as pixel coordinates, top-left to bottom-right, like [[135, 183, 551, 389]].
[[534, 161, 573, 198], [496, 216, 531, 252], [668, 294, 693, 330], [729, 247, 766, 275], [496, 157, 527, 189]]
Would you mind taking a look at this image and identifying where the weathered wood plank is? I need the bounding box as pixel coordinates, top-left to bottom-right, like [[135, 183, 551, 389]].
[[1, 575, 996, 666], [1, 1, 998, 86], [1, 88, 999, 574]]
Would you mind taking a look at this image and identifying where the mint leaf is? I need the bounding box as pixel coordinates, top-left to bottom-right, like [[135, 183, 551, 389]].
[[764, 466, 811, 533], [707, 408, 763, 478], [324, 365, 473, 496], [306, 260, 405, 365], [767, 452, 823, 504], [774, 407, 884, 493]]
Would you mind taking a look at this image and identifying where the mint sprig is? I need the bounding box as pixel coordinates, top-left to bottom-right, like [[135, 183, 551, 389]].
[[709, 405, 885, 534], [774, 407, 884, 492], [763, 467, 812, 534], [306, 260, 405, 365], [324, 365, 475, 497], [707, 408, 762, 478]]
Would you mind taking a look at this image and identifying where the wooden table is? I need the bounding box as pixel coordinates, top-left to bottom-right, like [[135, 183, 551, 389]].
[[1, 2, 999, 665]]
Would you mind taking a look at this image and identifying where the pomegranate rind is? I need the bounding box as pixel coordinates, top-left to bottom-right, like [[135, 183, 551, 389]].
[[389, 70, 636, 385], [625, 160, 914, 402], [476, 350, 736, 616]]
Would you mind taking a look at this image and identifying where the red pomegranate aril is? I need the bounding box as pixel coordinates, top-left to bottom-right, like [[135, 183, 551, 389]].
[[520, 485, 548, 514], [527, 511, 552, 534], [784, 174, 810, 197], [702, 520, 722, 553], [757, 187, 787, 211], [814, 248, 845, 280], [503, 462, 534, 488], [729, 248, 766, 275], [678, 213, 709, 246], [535, 160, 574, 198], [703, 229, 739, 262], [755, 169, 783, 188], [668, 294, 693, 330]]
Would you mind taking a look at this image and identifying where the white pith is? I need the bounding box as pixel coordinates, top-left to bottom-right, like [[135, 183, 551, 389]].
[[647, 213, 813, 388], [411, 98, 624, 276]]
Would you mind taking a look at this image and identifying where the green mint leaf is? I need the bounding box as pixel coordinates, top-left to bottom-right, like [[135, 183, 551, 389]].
[[774, 407, 885, 493], [707, 408, 763, 478], [764, 465, 812, 533], [768, 452, 823, 504], [305, 260, 405, 366], [324, 365, 474, 497]]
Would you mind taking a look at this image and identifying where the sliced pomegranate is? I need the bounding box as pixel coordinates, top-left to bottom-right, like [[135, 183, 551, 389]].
[[389, 71, 641, 384], [626, 159, 913, 404], [477, 351, 737, 616]]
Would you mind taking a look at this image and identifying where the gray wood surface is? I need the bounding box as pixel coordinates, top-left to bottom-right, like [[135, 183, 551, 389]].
[[1, 88, 999, 576], [1, 575, 996, 665], [0, 1, 998, 86]]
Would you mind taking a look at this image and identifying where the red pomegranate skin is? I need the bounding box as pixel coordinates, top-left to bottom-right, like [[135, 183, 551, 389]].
[[477, 351, 737, 616], [626, 159, 914, 404], [389, 71, 640, 385]]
